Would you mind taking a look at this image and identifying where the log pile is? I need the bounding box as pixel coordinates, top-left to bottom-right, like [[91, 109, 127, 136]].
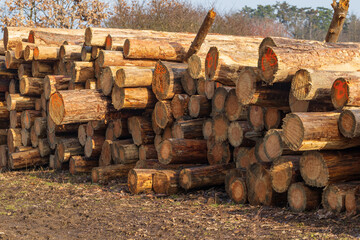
[[1, 8, 360, 217]]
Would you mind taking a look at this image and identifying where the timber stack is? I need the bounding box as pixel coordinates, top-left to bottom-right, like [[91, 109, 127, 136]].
[[0, 7, 359, 217]]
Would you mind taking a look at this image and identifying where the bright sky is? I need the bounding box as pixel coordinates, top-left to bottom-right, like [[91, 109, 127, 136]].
[[189, 0, 359, 16]]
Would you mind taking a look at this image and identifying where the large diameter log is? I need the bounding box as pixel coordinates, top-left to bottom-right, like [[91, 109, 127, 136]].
[[188, 95, 211, 118], [152, 61, 186, 100], [139, 145, 157, 161], [20, 77, 44, 96], [56, 138, 83, 163], [338, 108, 360, 138], [207, 139, 231, 165], [259, 44, 360, 84], [287, 182, 322, 212], [300, 150, 360, 188], [4, 27, 32, 51], [59, 45, 83, 61], [153, 170, 181, 195], [154, 100, 173, 129], [225, 169, 247, 204], [71, 61, 94, 83], [322, 182, 360, 213], [172, 118, 205, 139], [225, 89, 246, 122], [69, 156, 98, 175], [129, 116, 155, 146], [179, 163, 234, 190], [33, 46, 59, 61], [9, 148, 48, 170], [283, 112, 360, 151], [123, 39, 187, 61], [246, 163, 287, 206], [115, 67, 153, 88], [331, 77, 360, 109], [100, 66, 123, 96], [127, 169, 158, 194], [44, 75, 71, 100], [111, 86, 156, 110], [98, 50, 156, 68], [49, 90, 114, 125], [158, 139, 207, 165], [7, 128, 22, 153], [84, 135, 105, 158], [171, 94, 190, 120], [92, 164, 135, 184]]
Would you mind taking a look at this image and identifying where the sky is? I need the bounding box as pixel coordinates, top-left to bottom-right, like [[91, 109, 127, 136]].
[[188, 0, 360, 16]]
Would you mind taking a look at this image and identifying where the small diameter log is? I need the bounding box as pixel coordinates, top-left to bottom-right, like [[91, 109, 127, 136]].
[[115, 66, 153, 88], [105, 121, 116, 141], [207, 139, 231, 165], [18, 64, 32, 79], [69, 156, 98, 175], [71, 61, 95, 83], [152, 61, 186, 100], [92, 163, 136, 184], [212, 114, 229, 143], [6, 50, 25, 69], [86, 120, 106, 137], [322, 182, 360, 213], [10, 111, 22, 128], [47, 115, 80, 134], [130, 116, 155, 146], [158, 139, 207, 165], [21, 129, 31, 147], [332, 77, 360, 110], [110, 139, 135, 164], [263, 129, 296, 162], [30, 126, 40, 147], [117, 144, 139, 164], [0, 130, 7, 146], [247, 105, 264, 132], [35, 99, 42, 111], [186, 54, 203, 79], [33, 117, 47, 136], [139, 145, 157, 161], [188, 95, 211, 118], [264, 108, 283, 130], [84, 135, 105, 158], [32, 61, 54, 78], [91, 46, 102, 59], [154, 100, 173, 129], [246, 163, 287, 206], [204, 79, 215, 99], [212, 87, 229, 115], [113, 118, 130, 139], [49, 90, 114, 125], [196, 77, 206, 96], [325, 0, 350, 43], [24, 45, 35, 61], [179, 163, 234, 190], [289, 92, 334, 113], [123, 39, 187, 61], [128, 169, 158, 194], [56, 138, 83, 163], [111, 86, 156, 110], [99, 140, 113, 166], [270, 155, 302, 193], [81, 46, 92, 61], [0, 145, 7, 168], [0, 102, 9, 120], [181, 71, 197, 96], [100, 66, 123, 96], [228, 121, 253, 148], [68, 82, 85, 90], [78, 124, 87, 146], [98, 50, 156, 68], [172, 118, 205, 139], [9, 79, 19, 94], [283, 112, 360, 151], [345, 187, 360, 215], [33, 46, 59, 61], [300, 150, 360, 188], [15, 41, 35, 59], [225, 89, 246, 121], [7, 94, 36, 111], [152, 111, 163, 135], [46, 130, 57, 150], [153, 170, 181, 195], [234, 147, 257, 170], [171, 94, 190, 120], [7, 128, 22, 153], [255, 140, 272, 163], [225, 169, 247, 204], [9, 148, 47, 170], [338, 108, 360, 138], [59, 45, 82, 61], [287, 182, 322, 212], [44, 75, 71, 100], [38, 138, 51, 157], [202, 118, 213, 140]]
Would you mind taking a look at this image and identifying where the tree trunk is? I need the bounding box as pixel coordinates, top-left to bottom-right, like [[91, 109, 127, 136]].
[[172, 118, 205, 139], [188, 95, 211, 118], [179, 163, 234, 190], [158, 138, 207, 165], [112, 86, 156, 110], [153, 170, 182, 195], [202, 118, 213, 140], [33, 117, 47, 137], [69, 156, 98, 175], [127, 169, 158, 194], [325, 0, 349, 43], [287, 182, 322, 212], [85, 78, 97, 90], [92, 163, 135, 183]]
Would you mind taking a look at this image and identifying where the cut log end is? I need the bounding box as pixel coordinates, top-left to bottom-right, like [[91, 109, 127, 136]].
[[270, 161, 293, 193], [159, 140, 172, 165], [202, 119, 213, 140], [228, 121, 244, 147], [229, 178, 247, 204], [339, 110, 356, 138], [205, 47, 219, 80], [331, 78, 349, 109], [187, 54, 202, 79], [300, 151, 328, 187], [258, 46, 279, 83], [291, 69, 312, 100], [236, 69, 257, 105], [212, 114, 229, 143], [282, 114, 304, 151], [248, 105, 264, 131], [263, 130, 283, 160], [179, 170, 191, 190], [49, 92, 65, 125], [345, 191, 357, 215]]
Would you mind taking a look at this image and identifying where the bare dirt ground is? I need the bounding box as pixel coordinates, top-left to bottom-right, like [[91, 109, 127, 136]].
[[0, 169, 359, 240]]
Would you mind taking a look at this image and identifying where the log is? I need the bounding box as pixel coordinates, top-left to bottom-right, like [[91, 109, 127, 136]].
[[128, 169, 158, 194], [91, 46, 102, 59], [30, 126, 40, 147], [171, 94, 190, 120], [338, 108, 360, 138], [264, 108, 283, 130], [212, 114, 229, 143], [110, 139, 135, 165], [49, 90, 114, 125], [212, 87, 229, 115], [69, 156, 98, 175], [154, 100, 173, 129], [59, 45, 83, 61], [68, 81, 85, 90], [300, 150, 360, 187], [84, 135, 105, 158], [6, 50, 25, 69], [0, 102, 9, 121], [172, 118, 205, 139], [152, 111, 163, 135], [115, 144, 139, 164], [85, 79, 97, 89], [181, 71, 197, 96], [204, 79, 215, 99], [47, 115, 80, 134], [287, 182, 322, 212], [263, 129, 297, 162], [246, 163, 287, 206], [113, 118, 130, 139], [19, 77, 44, 96], [115, 66, 153, 88], [139, 145, 158, 161], [9, 148, 47, 170], [86, 120, 106, 137], [34, 117, 47, 137], [32, 61, 54, 78], [289, 92, 334, 113], [129, 116, 155, 146], [254, 140, 272, 163], [270, 155, 302, 193], [8, 79, 18, 95], [14, 41, 34, 59], [322, 182, 360, 213], [35, 98, 42, 111], [225, 168, 247, 204], [153, 170, 181, 195], [135, 159, 199, 170], [325, 0, 350, 43], [92, 164, 135, 184], [228, 121, 253, 148], [225, 89, 247, 122], [56, 138, 83, 163], [188, 95, 211, 118], [234, 147, 257, 170], [100, 66, 123, 96], [44, 75, 71, 100], [158, 139, 207, 165], [331, 77, 360, 109], [207, 139, 231, 165], [10, 111, 22, 129], [179, 163, 234, 190], [123, 39, 188, 61], [38, 138, 51, 157], [7, 128, 22, 153], [111, 86, 156, 110], [24, 45, 36, 61], [152, 61, 186, 100], [0, 145, 7, 168], [247, 105, 264, 132], [99, 140, 113, 167], [0, 130, 7, 145], [202, 118, 213, 140], [33, 46, 59, 61], [18, 64, 32, 79], [283, 112, 360, 151], [81, 46, 92, 61], [98, 50, 156, 68], [3, 27, 31, 51], [71, 61, 94, 83], [78, 124, 87, 146], [28, 29, 85, 46], [345, 187, 360, 215]]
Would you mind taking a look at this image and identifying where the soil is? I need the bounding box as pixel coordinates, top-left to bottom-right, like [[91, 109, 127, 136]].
[[0, 169, 359, 240]]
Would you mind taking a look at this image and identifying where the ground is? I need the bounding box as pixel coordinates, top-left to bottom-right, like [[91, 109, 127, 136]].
[[0, 170, 358, 240]]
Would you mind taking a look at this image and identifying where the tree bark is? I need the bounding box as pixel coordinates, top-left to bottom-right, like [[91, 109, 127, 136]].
[[127, 169, 158, 194], [172, 118, 205, 139], [287, 182, 322, 212], [84, 135, 105, 158], [100, 66, 123, 96], [56, 138, 83, 163], [112, 86, 156, 110], [7, 128, 22, 153], [98, 50, 156, 68], [33, 46, 60, 61], [92, 163, 135, 184], [129, 116, 155, 146], [171, 94, 190, 120], [188, 95, 211, 118], [207, 139, 231, 165], [19, 76, 44, 96], [28, 28, 85, 46], [44, 75, 71, 100], [153, 170, 182, 195], [59, 45, 83, 61], [69, 156, 98, 175], [9, 148, 48, 170], [325, 0, 350, 43], [139, 145, 158, 161], [71, 61, 95, 83], [115, 66, 153, 88]]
